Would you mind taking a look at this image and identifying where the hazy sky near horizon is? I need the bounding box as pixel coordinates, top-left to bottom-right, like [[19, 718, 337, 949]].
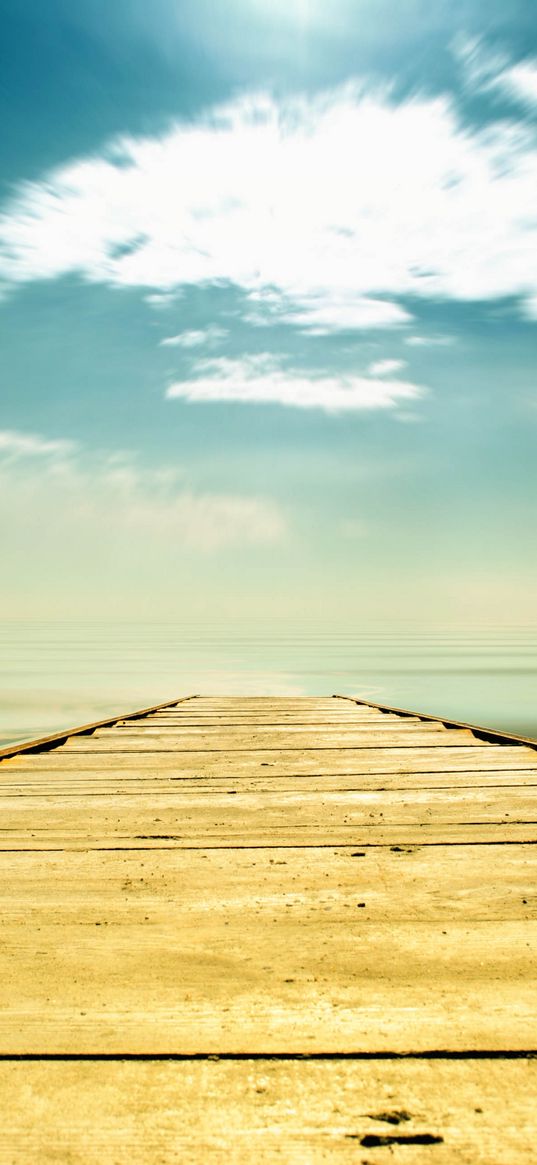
[[1, 0, 536, 622]]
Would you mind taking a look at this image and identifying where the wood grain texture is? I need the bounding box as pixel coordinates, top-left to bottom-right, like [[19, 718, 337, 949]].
[[1, 842, 536, 1052], [5, 745, 534, 773], [2, 772, 537, 795], [2, 1059, 536, 1164]]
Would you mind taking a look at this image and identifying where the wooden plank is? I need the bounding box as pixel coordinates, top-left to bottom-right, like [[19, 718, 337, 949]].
[[1, 1058, 536, 1164], [148, 701, 379, 710], [0, 845, 535, 1053], [0, 784, 535, 819], [4, 841, 534, 911], [2, 772, 537, 796], [147, 706, 384, 714], [186, 697, 341, 703], [102, 726, 446, 740], [4, 745, 536, 773], [145, 706, 403, 716], [107, 717, 440, 726], [181, 700, 346, 711], [59, 729, 482, 751], [146, 711, 395, 718], [121, 715, 413, 726], [1, 826, 536, 850]]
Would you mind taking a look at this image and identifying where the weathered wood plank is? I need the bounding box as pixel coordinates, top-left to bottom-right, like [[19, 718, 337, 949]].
[[0, 844, 535, 1053], [186, 697, 342, 703], [1, 1058, 536, 1164], [0, 784, 535, 819], [120, 716, 416, 727], [144, 705, 385, 716], [106, 719, 444, 733], [178, 699, 345, 710], [59, 729, 483, 751], [1, 825, 536, 849], [2, 772, 537, 797], [145, 700, 384, 710], [5, 768, 537, 787], [1, 785, 536, 853], [4, 745, 536, 773], [3, 843, 534, 918], [147, 705, 390, 714]]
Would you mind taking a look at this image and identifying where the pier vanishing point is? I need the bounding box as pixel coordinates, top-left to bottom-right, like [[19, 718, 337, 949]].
[[1, 694, 536, 1162]]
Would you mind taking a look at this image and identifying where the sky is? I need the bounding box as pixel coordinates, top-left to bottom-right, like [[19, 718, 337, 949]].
[[0, 0, 536, 623]]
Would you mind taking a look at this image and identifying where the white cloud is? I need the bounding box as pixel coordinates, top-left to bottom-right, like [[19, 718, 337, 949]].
[[368, 358, 406, 376], [492, 61, 537, 109], [245, 288, 411, 333], [452, 35, 507, 91], [166, 354, 423, 412], [455, 37, 537, 111], [457, 38, 537, 110], [0, 430, 284, 551], [0, 430, 76, 459], [404, 334, 455, 347], [160, 326, 228, 348], [393, 410, 424, 424], [523, 294, 537, 320], [1, 84, 537, 326], [144, 292, 179, 308]]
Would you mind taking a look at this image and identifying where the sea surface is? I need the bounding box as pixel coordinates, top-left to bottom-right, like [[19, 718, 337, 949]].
[[0, 618, 536, 748]]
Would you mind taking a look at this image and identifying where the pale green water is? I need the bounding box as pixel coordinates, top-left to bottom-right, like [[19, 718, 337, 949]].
[[1, 618, 536, 748]]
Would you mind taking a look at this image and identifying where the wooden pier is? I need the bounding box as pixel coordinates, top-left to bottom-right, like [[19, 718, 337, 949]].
[[1, 694, 536, 1162]]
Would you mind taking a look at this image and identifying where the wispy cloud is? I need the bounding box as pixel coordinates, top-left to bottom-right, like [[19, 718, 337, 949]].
[[368, 358, 406, 376], [491, 60, 537, 110], [404, 334, 455, 347], [455, 37, 537, 111], [160, 326, 228, 348], [0, 430, 284, 551], [144, 292, 179, 308], [245, 288, 411, 333], [166, 354, 423, 412], [0, 430, 76, 459], [1, 82, 537, 327]]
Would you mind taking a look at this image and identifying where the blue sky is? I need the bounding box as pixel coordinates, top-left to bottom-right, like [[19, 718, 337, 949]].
[[0, 0, 536, 621]]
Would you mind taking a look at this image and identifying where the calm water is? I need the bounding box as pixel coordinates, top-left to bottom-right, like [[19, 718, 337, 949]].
[[1, 618, 536, 747]]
